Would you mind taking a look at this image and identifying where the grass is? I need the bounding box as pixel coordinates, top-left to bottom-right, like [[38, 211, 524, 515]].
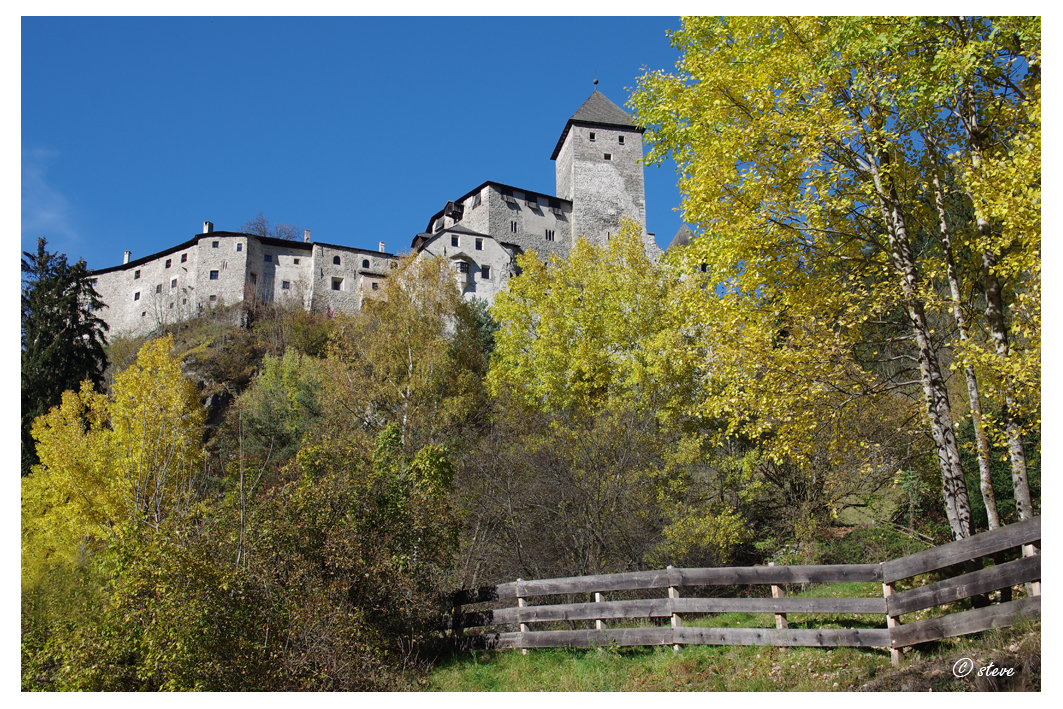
[[423, 581, 1040, 692]]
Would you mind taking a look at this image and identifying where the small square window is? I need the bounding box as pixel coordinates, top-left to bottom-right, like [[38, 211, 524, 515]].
[[618, 135, 625, 145], [589, 131, 596, 141], [171, 278, 177, 288], [180, 253, 187, 263], [332, 277, 342, 291], [134, 269, 141, 279], [264, 254, 272, 262], [604, 153, 612, 160], [362, 259, 370, 268], [142, 311, 146, 317], [481, 265, 490, 279], [134, 291, 140, 301], [155, 284, 162, 294], [457, 262, 469, 274], [333, 256, 341, 265], [475, 238, 483, 251], [371, 282, 379, 291], [169, 302, 174, 309], [293, 258, 300, 265], [236, 243, 243, 252], [212, 241, 219, 248], [210, 270, 219, 280], [182, 298, 187, 304], [282, 280, 291, 290], [451, 236, 459, 247], [209, 295, 217, 302], [165, 259, 171, 268]]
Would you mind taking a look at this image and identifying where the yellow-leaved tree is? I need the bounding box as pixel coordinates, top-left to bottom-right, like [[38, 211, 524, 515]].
[[23, 335, 205, 582]]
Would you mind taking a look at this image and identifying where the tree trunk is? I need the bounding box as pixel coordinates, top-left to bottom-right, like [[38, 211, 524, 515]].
[[928, 146, 1000, 529], [863, 121, 972, 540]]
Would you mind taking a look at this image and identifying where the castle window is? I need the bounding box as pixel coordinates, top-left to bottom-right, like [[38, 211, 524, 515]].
[[155, 284, 162, 294], [435, 219, 444, 232], [170, 302, 174, 309], [475, 238, 483, 251], [181, 253, 187, 263], [134, 291, 140, 301], [282, 280, 291, 290], [237, 243, 243, 252], [250, 273, 257, 285], [210, 295, 217, 302], [545, 229, 555, 242], [165, 259, 171, 268], [451, 236, 459, 247], [183, 298, 187, 304], [457, 262, 469, 274], [142, 311, 146, 317], [212, 241, 219, 248], [171, 278, 177, 288], [604, 153, 612, 160], [293, 258, 300, 265], [371, 282, 379, 291], [618, 135, 625, 145], [511, 221, 517, 233], [210, 270, 219, 280], [333, 256, 341, 265], [264, 254, 272, 262], [362, 259, 370, 268], [700, 264, 708, 272], [471, 192, 481, 208], [332, 277, 343, 291], [134, 269, 141, 279], [589, 131, 596, 141], [480, 265, 490, 279]]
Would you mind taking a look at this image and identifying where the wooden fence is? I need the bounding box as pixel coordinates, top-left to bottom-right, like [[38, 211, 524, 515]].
[[448, 517, 1040, 665]]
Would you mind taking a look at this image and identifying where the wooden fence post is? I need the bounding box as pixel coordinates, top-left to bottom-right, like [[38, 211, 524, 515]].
[[769, 562, 788, 630], [667, 566, 681, 653], [595, 592, 606, 653], [517, 578, 528, 656], [881, 563, 902, 667], [1023, 544, 1041, 597]]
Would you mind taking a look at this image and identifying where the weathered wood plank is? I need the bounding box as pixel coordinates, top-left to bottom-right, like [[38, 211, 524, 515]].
[[673, 564, 882, 586], [887, 555, 1041, 617], [882, 517, 1040, 583], [889, 596, 1040, 648], [514, 628, 675, 649], [675, 627, 891, 648], [671, 597, 887, 615], [507, 569, 674, 598]]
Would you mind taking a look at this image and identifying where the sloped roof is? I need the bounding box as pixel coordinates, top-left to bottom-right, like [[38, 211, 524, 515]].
[[667, 224, 695, 251], [551, 90, 643, 160]]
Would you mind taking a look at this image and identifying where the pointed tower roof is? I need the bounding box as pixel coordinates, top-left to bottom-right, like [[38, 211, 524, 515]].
[[551, 89, 643, 160], [667, 224, 694, 251]]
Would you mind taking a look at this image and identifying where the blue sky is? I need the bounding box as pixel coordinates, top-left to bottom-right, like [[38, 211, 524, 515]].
[[22, 16, 689, 271]]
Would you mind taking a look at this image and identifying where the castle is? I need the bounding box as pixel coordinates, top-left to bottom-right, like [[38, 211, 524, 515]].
[[90, 88, 662, 337]]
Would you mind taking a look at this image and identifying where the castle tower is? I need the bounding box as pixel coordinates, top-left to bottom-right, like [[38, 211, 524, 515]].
[[551, 86, 651, 251]]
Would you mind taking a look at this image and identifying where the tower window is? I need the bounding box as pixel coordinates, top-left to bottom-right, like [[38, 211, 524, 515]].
[[545, 229, 555, 242], [237, 243, 243, 252], [155, 284, 162, 294], [209, 295, 217, 302], [332, 277, 342, 291], [511, 221, 517, 233], [589, 131, 596, 141], [264, 254, 272, 262], [165, 259, 171, 268], [475, 238, 483, 251], [282, 280, 291, 290], [171, 278, 177, 288], [210, 270, 219, 280], [293, 258, 300, 265], [604, 153, 612, 160], [134, 269, 141, 279], [181, 253, 187, 262], [618, 135, 625, 145], [333, 256, 341, 265], [212, 241, 219, 248], [480, 265, 490, 279], [362, 259, 370, 268], [451, 236, 459, 247], [134, 291, 140, 301]]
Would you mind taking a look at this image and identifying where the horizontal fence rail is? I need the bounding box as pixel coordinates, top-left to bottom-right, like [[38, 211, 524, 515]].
[[450, 517, 1040, 665]]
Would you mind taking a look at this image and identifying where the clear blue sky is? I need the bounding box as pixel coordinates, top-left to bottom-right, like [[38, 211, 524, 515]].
[[22, 16, 689, 271]]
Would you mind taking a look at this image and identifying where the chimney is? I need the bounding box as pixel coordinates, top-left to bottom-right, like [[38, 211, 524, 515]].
[[203, 221, 213, 234], [303, 229, 311, 243], [123, 251, 131, 264], [379, 241, 385, 252]]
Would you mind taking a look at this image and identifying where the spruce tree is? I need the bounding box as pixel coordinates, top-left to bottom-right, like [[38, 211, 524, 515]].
[[21, 237, 109, 475]]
